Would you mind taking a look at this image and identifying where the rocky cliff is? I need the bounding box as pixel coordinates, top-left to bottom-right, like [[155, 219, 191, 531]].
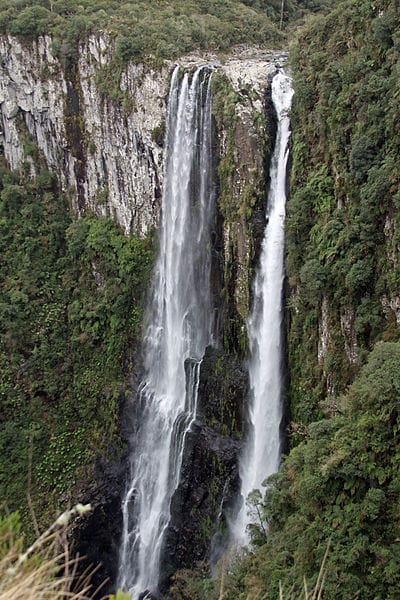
[[0, 34, 167, 234], [0, 34, 287, 592], [0, 35, 281, 237], [0, 32, 283, 362]]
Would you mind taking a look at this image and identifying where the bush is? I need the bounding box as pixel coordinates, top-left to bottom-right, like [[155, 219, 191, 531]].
[[221, 343, 400, 599], [9, 6, 54, 36], [0, 165, 154, 535], [350, 135, 379, 183]]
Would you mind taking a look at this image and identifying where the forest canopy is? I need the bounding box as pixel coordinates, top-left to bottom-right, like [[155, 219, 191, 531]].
[[0, 0, 335, 60]]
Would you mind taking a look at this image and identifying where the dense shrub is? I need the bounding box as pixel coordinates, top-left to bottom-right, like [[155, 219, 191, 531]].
[[228, 342, 400, 599], [287, 0, 400, 414], [0, 0, 337, 62], [0, 164, 153, 534], [173, 344, 400, 599]]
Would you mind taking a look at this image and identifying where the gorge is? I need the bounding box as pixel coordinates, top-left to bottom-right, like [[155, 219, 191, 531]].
[[1, 1, 400, 599]]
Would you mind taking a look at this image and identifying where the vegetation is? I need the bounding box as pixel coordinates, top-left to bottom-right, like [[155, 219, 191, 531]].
[[0, 508, 133, 599], [168, 1, 400, 598], [1, 0, 399, 597], [287, 0, 400, 421], [171, 342, 400, 599], [0, 160, 154, 535], [224, 342, 400, 599], [0, 0, 279, 62], [0, 1, 335, 63]]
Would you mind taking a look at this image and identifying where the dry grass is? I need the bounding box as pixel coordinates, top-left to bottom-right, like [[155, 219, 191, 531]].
[[0, 504, 113, 600]]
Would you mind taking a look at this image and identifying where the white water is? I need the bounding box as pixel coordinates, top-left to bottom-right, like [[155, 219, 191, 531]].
[[234, 70, 294, 543], [118, 66, 215, 598]]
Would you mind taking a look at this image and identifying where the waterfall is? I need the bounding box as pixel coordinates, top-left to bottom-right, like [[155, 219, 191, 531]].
[[118, 65, 215, 598], [234, 70, 294, 543]]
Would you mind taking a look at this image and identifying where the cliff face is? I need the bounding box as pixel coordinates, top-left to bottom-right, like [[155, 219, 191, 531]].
[[286, 1, 400, 425], [0, 35, 284, 591], [0, 34, 167, 234], [0, 34, 281, 350], [0, 36, 280, 240]]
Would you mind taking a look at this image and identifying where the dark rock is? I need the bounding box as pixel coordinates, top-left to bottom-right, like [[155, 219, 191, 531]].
[[159, 422, 241, 594], [158, 347, 248, 594], [69, 455, 125, 598], [196, 345, 248, 438], [139, 590, 159, 600]]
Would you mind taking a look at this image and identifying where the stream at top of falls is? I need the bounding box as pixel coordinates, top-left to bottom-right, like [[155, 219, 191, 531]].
[[232, 69, 294, 544], [118, 65, 215, 599]]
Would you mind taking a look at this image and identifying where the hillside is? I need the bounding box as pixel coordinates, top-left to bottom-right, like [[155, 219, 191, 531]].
[[192, 1, 400, 597]]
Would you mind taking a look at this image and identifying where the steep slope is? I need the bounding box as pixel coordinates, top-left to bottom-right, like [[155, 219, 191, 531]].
[[287, 0, 400, 421], [2, 0, 393, 597], [0, 33, 281, 593], [183, 1, 400, 598]]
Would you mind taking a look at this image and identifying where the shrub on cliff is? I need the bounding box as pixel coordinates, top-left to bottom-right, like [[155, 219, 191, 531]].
[[217, 342, 400, 599], [0, 163, 153, 535], [287, 0, 400, 415]]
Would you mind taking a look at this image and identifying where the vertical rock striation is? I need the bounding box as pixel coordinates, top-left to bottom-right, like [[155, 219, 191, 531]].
[[0, 34, 168, 233]]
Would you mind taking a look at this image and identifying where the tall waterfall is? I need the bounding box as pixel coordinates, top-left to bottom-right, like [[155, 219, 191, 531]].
[[118, 66, 215, 598], [234, 70, 293, 543]]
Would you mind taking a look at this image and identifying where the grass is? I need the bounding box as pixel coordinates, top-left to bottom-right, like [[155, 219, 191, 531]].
[[0, 504, 128, 600]]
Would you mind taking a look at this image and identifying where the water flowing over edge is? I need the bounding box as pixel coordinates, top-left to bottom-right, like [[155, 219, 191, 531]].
[[232, 69, 294, 545], [118, 65, 215, 599]]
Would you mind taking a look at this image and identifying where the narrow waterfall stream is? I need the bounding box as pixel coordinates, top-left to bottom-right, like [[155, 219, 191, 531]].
[[118, 66, 215, 599], [234, 70, 294, 543]]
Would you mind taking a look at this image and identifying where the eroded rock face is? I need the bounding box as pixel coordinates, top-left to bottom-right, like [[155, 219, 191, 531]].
[[196, 346, 247, 438], [0, 34, 168, 234], [160, 424, 241, 591]]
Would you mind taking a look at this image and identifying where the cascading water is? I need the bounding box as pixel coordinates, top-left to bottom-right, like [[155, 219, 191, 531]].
[[118, 65, 215, 598], [234, 69, 294, 543]]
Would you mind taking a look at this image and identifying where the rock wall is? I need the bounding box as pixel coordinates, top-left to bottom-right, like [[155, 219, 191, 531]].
[[0, 34, 167, 234], [159, 346, 248, 591], [0, 36, 285, 593], [0, 36, 282, 241]]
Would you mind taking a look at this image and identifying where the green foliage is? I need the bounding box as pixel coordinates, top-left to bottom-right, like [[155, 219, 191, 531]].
[[287, 0, 400, 418], [110, 591, 132, 600], [0, 163, 153, 534], [151, 121, 166, 148], [0, 0, 338, 64], [9, 6, 54, 36], [0, 0, 285, 62], [219, 343, 400, 599]]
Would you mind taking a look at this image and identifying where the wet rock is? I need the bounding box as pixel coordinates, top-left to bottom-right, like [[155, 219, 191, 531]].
[[158, 346, 248, 593], [159, 421, 241, 594], [197, 345, 248, 437]]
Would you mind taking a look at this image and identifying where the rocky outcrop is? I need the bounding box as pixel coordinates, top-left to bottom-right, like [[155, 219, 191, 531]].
[[196, 346, 247, 438], [211, 59, 279, 354], [0, 34, 168, 234], [70, 456, 126, 598]]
